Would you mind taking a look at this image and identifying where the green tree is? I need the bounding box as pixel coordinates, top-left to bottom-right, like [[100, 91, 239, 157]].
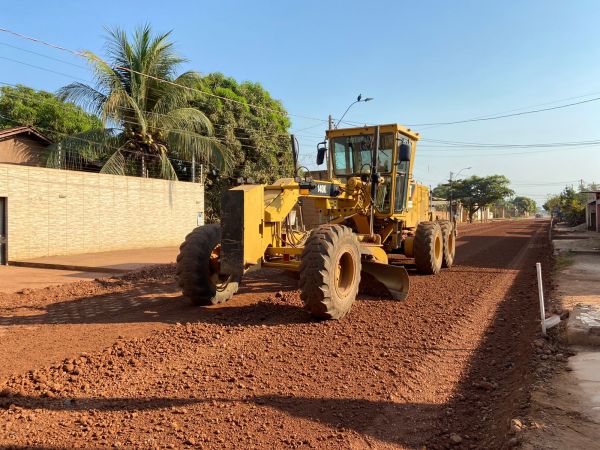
[[433, 175, 514, 222], [543, 195, 560, 213], [0, 85, 101, 140], [48, 25, 227, 179], [543, 186, 589, 225], [192, 73, 292, 220], [558, 186, 586, 225], [512, 196, 537, 215]]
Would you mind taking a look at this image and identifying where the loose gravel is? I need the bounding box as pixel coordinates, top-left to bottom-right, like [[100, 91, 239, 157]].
[[0, 220, 551, 449]]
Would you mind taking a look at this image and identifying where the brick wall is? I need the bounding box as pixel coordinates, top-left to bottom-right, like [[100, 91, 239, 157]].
[[0, 164, 204, 260]]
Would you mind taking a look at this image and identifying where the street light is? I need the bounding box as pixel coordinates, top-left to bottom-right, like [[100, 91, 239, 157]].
[[334, 94, 373, 128], [449, 166, 471, 223]]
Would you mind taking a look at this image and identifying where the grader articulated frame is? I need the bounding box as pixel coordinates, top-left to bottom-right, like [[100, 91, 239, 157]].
[[176, 123, 456, 319]]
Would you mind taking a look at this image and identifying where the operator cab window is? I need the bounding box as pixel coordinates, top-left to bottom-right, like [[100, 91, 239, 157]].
[[333, 141, 349, 174], [331, 133, 394, 176], [377, 133, 394, 173]]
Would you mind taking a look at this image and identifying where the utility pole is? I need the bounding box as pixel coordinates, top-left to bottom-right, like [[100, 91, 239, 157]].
[[449, 171, 454, 222], [191, 154, 196, 182]]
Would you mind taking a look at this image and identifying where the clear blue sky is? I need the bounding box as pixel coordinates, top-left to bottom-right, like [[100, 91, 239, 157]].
[[2, 0, 600, 205]]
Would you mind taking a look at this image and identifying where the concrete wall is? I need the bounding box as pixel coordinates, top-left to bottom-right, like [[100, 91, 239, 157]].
[[0, 163, 204, 260], [0, 135, 45, 167]]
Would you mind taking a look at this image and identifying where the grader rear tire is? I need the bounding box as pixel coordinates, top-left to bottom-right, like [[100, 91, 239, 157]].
[[438, 220, 456, 268], [176, 224, 239, 305], [299, 225, 361, 320], [414, 221, 443, 275]]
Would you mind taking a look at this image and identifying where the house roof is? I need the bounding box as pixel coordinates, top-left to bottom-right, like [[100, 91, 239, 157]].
[[0, 126, 52, 145]]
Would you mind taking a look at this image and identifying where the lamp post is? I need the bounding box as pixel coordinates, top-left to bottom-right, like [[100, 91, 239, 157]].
[[335, 94, 373, 128], [449, 166, 471, 223]]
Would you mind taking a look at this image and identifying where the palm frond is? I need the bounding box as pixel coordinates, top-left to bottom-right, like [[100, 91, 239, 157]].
[[99, 148, 127, 176], [44, 128, 119, 169], [165, 129, 229, 171], [56, 82, 107, 116], [150, 71, 201, 116], [155, 107, 213, 135], [158, 149, 178, 180], [103, 89, 146, 131]]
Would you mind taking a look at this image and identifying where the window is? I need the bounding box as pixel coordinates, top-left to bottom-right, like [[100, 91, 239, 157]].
[[331, 133, 394, 176]]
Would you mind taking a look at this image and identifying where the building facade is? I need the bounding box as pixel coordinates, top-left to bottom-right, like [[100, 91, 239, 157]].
[[0, 126, 51, 167], [585, 191, 600, 232]]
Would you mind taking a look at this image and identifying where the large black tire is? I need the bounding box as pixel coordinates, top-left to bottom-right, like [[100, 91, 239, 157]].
[[298, 225, 361, 320], [176, 224, 239, 305], [414, 221, 443, 275], [438, 220, 456, 268]]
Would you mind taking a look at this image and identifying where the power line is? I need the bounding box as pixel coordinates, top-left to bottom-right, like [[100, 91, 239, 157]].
[[340, 89, 600, 130], [406, 96, 600, 127], [420, 137, 600, 149], [0, 41, 88, 70], [418, 145, 599, 157], [5, 26, 600, 138], [0, 56, 90, 83], [0, 27, 329, 125]]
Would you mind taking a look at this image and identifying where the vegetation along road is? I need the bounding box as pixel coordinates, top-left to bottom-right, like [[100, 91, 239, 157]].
[[0, 219, 551, 449]]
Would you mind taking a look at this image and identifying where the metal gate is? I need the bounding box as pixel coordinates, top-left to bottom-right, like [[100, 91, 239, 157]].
[[0, 197, 6, 265]]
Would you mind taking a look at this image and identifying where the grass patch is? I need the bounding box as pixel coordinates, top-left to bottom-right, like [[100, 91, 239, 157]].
[[554, 252, 575, 272]]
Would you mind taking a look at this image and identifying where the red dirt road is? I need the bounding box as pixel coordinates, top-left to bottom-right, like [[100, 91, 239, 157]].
[[0, 220, 551, 449]]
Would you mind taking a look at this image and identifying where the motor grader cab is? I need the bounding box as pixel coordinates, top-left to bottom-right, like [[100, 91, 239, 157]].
[[176, 123, 456, 319]]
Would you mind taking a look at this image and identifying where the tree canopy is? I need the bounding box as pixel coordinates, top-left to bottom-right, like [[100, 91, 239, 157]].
[[192, 73, 292, 181], [512, 196, 537, 215], [48, 25, 227, 178], [0, 84, 101, 140], [543, 185, 595, 226], [433, 174, 514, 222], [191, 72, 292, 219]]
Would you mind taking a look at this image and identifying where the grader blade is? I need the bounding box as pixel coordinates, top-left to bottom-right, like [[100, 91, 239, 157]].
[[360, 261, 410, 300]]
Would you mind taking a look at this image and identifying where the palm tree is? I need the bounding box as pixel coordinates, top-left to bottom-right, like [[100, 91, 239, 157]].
[[46, 25, 227, 179]]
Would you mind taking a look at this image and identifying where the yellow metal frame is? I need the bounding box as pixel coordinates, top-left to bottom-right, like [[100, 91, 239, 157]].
[[228, 123, 430, 277]]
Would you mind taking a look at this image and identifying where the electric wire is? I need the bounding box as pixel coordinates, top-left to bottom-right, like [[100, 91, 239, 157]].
[[0, 27, 330, 124]]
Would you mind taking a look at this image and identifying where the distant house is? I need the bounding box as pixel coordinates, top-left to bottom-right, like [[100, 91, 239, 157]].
[[584, 191, 600, 232], [0, 126, 52, 167]]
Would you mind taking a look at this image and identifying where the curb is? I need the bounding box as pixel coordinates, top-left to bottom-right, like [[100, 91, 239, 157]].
[[8, 260, 130, 274]]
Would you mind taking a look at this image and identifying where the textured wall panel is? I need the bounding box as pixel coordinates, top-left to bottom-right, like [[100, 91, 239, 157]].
[[1, 164, 204, 260]]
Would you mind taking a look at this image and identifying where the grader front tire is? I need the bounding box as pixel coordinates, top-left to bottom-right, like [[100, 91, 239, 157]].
[[414, 222, 443, 275], [299, 225, 361, 320], [176, 224, 239, 306]]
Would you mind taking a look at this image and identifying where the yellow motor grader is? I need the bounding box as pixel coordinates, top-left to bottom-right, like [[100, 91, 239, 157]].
[[176, 123, 455, 319]]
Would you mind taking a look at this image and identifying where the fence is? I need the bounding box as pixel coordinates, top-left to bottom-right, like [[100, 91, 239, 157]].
[[0, 163, 204, 260]]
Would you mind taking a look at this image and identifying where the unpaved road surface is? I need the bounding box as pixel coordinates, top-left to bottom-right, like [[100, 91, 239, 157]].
[[0, 220, 551, 449]]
